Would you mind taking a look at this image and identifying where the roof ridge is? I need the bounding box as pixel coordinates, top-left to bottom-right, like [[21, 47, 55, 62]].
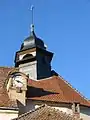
[[12, 104, 46, 120], [58, 75, 90, 104], [28, 76, 55, 82], [0, 66, 13, 68]]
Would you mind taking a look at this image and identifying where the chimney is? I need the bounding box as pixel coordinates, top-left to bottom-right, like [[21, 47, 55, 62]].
[[72, 102, 80, 119]]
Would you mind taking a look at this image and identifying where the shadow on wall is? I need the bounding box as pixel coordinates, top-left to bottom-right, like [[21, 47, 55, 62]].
[[26, 86, 59, 98], [80, 106, 90, 116], [17, 100, 26, 115]]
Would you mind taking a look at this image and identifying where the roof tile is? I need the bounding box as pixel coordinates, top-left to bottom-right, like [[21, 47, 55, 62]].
[[0, 67, 17, 107], [12, 105, 82, 120], [27, 76, 90, 107]]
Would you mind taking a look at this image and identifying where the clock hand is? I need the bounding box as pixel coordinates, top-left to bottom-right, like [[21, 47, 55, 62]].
[[16, 80, 22, 83]]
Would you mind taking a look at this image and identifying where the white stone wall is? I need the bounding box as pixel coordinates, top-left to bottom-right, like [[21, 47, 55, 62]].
[[19, 61, 37, 80], [0, 109, 18, 120]]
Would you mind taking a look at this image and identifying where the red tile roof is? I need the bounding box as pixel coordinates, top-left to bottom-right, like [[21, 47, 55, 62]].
[[0, 66, 89, 108], [0, 87, 17, 107], [27, 76, 90, 107], [0, 67, 13, 87], [12, 105, 82, 120], [0, 67, 17, 107]]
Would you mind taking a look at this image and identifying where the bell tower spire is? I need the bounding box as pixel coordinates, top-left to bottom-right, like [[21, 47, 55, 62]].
[[15, 5, 53, 80]]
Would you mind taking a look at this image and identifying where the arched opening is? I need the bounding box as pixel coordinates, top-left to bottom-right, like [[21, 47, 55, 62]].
[[23, 54, 33, 59]]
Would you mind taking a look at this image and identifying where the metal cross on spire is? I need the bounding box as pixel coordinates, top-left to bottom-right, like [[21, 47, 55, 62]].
[[29, 5, 34, 32]]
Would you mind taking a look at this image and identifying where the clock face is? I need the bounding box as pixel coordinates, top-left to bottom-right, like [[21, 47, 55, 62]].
[[12, 75, 23, 88]]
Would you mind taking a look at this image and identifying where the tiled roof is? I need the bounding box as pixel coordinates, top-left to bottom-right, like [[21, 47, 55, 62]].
[[12, 104, 82, 120], [0, 67, 13, 87], [0, 67, 17, 107], [0, 87, 17, 107], [27, 76, 90, 107]]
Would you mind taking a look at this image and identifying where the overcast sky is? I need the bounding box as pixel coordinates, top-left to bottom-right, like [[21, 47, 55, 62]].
[[0, 0, 90, 99]]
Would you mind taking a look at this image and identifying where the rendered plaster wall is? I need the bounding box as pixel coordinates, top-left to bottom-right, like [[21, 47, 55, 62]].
[[19, 61, 37, 80], [9, 89, 26, 106], [0, 109, 18, 120]]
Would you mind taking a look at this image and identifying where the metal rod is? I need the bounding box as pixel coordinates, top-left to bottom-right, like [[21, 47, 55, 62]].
[[31, 5, 34, 25]]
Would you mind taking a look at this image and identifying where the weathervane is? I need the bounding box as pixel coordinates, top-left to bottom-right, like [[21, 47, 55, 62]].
[[29, 5, 34, 32]]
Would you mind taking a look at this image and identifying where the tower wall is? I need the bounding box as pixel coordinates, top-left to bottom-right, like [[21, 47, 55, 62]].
[[19, 61, 37, 80], [37, 51, 51, 79]]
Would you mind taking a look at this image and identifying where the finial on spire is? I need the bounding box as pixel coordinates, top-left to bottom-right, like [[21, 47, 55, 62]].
[[31, 24, 34, 32], [30, 5, 34, 32]]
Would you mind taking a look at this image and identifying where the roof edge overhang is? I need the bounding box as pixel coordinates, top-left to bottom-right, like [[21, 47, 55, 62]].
[[27, 98, 90, 108], [0, 107, 19, 111], [26, 98, 72, 105]]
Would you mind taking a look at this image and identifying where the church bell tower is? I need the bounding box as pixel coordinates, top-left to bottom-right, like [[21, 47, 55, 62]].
[[15, 6, 53, 80], [15, 24, 53, 80]]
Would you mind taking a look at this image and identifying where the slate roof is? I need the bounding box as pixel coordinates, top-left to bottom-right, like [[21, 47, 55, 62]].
[[27, 76, 90, 107], [12, 105, 82, 120], [20, 30, 46, 51]]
